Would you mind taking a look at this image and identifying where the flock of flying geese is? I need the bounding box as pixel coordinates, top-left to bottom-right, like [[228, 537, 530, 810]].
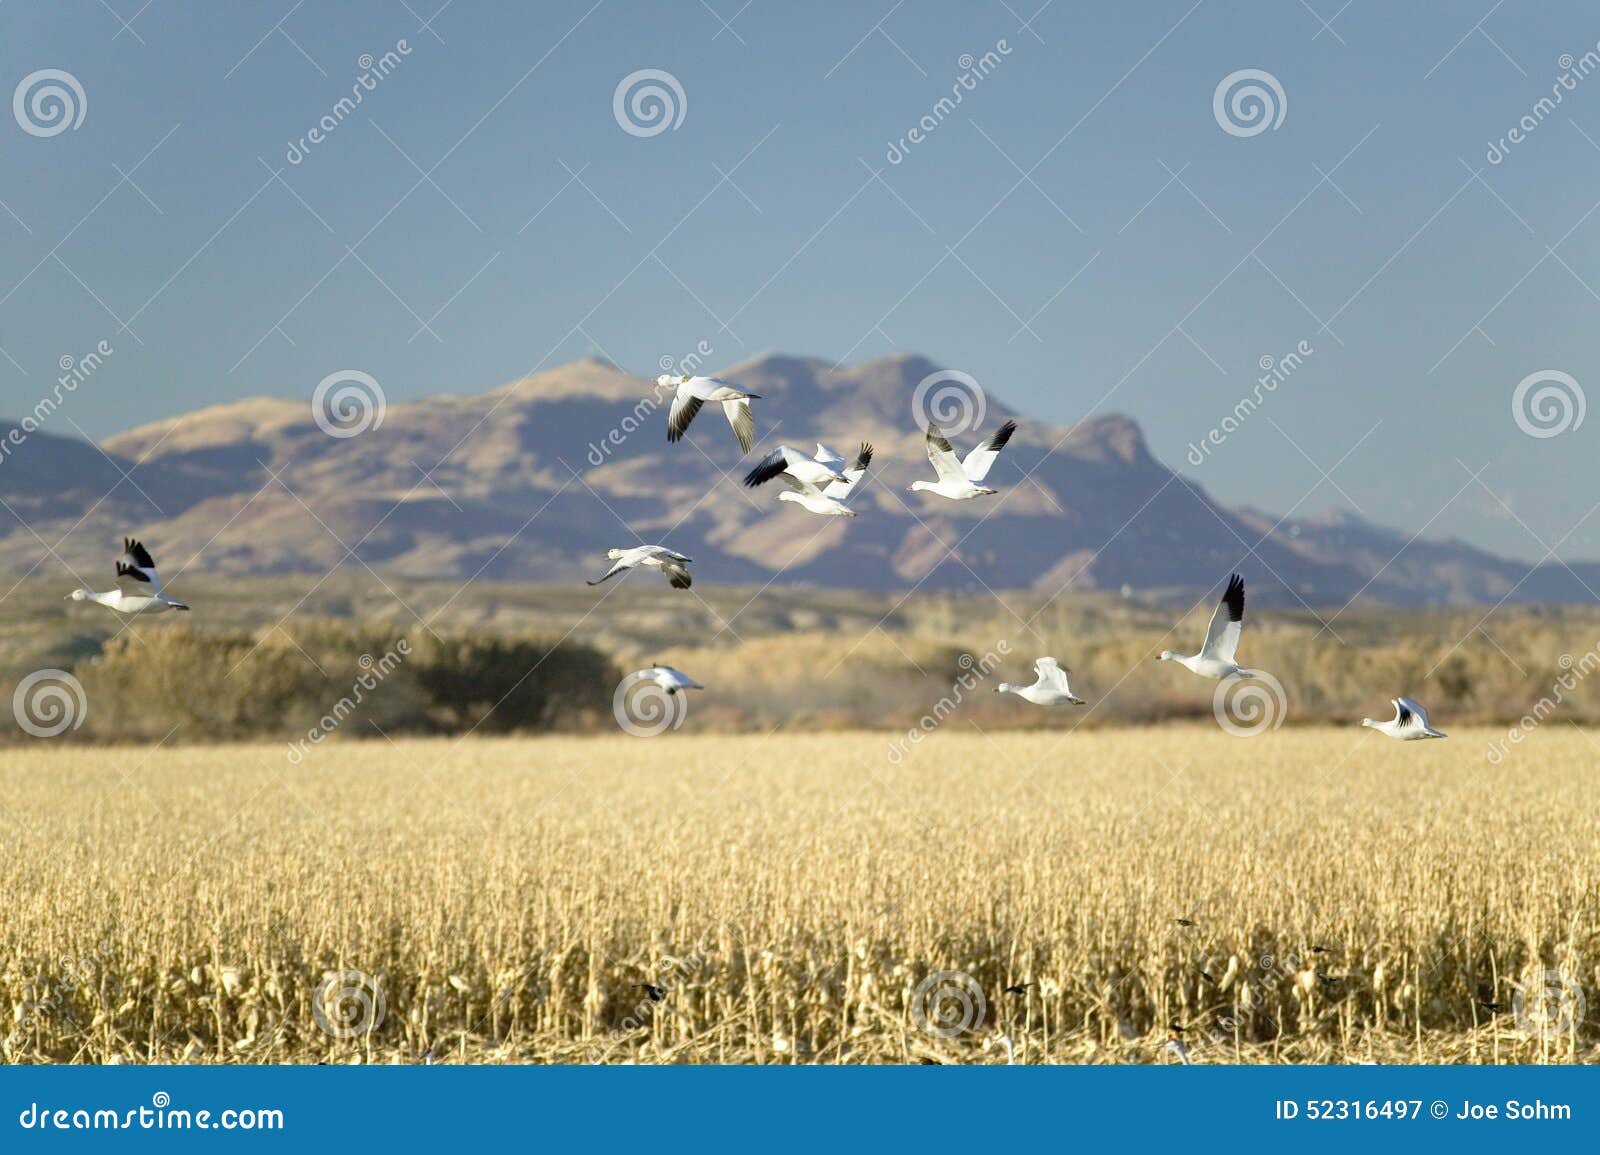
[[65, 371, 1446, 740]]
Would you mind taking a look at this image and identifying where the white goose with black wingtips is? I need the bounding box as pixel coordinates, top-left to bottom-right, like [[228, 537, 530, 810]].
[[908, 420, 1017, 500], [66, 537, 190, 615], [1159, 574, 1256, 680], [657, 374, 760, 454], [744, 443, 869, 517], [587, 545, 694, 589], [1362, 697, 1446, 740]]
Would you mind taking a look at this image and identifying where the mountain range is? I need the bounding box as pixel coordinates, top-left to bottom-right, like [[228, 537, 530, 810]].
[[3, 353, 1595, 608]]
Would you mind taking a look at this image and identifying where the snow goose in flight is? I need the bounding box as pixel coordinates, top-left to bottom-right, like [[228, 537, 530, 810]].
[[66, 537, 190, 615], [1159, 574, 1256, 680], [657, 374, 760, 454], [587, 545, 693, 589], [743, 444, 864, 517], [1362, 697, 1446, 740], [996, 657, 1085, 705], [908, 420, 1017, 500], [640, 664, 704, 694]]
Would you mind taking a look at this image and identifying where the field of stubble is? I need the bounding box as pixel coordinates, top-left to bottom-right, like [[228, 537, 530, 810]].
[[0, 727, 1595, 1065]]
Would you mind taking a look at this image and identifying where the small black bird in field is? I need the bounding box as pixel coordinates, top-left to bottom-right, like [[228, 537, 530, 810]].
[[1199, 971, 1217, 985], [1311, 945, 1331, 954], [1175, 918, 1196, 927], [639, 983, 666, 1002], [1480, 1001, 1504, 1013], [1004, 982, 1035, 995]]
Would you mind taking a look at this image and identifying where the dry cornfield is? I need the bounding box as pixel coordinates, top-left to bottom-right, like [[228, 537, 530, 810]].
[[0, 727, 1595, 1065]]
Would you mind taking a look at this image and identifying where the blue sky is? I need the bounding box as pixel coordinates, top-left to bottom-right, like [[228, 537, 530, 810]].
[[3, 0, 1600, 561]]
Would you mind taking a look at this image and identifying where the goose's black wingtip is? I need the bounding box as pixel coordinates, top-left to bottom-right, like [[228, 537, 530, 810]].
[[743, 452, 786, 488], [1221, 573, 1245, 620]]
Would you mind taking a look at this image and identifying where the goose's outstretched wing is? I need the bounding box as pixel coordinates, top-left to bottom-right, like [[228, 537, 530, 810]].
[[822, 443, 873, 499], [667, 386, 704, 443], [587, 560, 630, 586], [744, 447, 795, 488], [660, 560, 692, 589], [1199, 574, 1244, 663], [1395, 696, 1427, 729], [116, 537, 162, 595], [925, 425, 967, 485], [651, 666, 704, 690], [722, 397, 755, 454], [1032, 656, 1067, 691], [961, 420, 1017, 482]]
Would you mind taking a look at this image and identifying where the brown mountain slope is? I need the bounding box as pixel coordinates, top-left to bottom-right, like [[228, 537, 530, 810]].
[[2, 354, 1594, 606]]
